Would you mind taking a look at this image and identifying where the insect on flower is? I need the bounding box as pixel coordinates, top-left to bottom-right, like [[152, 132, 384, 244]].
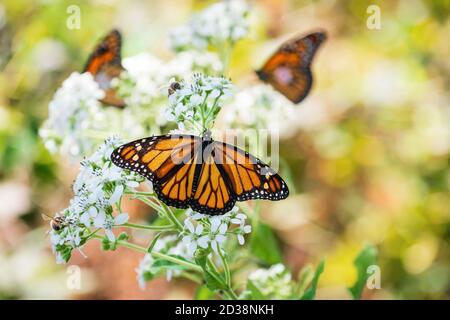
[[256, 31, 327, 104], [168, 81, 181, 96], [110, 131, 289, 215], [42, 213, 68, 232]]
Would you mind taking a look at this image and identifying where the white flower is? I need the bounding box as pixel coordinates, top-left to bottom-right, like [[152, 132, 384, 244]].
[[180, 206, 251, 255], [224, 84, 298, 138], [47, 137, 143, 263], [165, 74, 234, 133], [248, 263, 293, 299], [169, 0, 250, 52], [39, 72, 104, 159]]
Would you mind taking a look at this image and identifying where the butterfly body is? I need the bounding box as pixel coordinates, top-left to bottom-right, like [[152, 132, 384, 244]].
[[83, 29, 125, 107], [111, 134, 289, 215], [256, 31, 326, 104]]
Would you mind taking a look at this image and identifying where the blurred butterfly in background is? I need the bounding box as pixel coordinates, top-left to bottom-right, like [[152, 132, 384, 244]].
[[84, 29, 126, 108], [256, 31, 327, 104], [111, 132, 289, 215]]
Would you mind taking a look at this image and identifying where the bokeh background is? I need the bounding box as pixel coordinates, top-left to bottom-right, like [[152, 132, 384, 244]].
[[0, 0, 449, 299]]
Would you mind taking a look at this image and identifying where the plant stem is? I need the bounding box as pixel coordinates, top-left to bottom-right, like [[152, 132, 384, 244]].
[[218, 249, 231, 287], [207, 256, 238, 300], [135, 195, 164, 213], [122, 222, 174, 231], [125, 190, 155, 197], [159, 200, 184, 231], [91, 234, 202, 272], [180, 271, 202, 284]]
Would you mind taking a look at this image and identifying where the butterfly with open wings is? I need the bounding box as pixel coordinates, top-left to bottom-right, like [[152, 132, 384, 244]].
[[84, 29, 126, 107], [256, 31, 327, 104], [111, 132, 289, 215]]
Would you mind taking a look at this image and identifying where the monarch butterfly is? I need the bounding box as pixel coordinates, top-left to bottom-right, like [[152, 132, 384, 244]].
[[83, 29, 126, 108], [110, 133, 289, 215], [256, 31, 327, 104]]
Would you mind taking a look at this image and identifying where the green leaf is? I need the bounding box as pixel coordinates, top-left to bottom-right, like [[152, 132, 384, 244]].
[[348, 245, 378, 300], [249, 221, 282, 265], [300, 259, 325, 300], [195, 284, 217, 300], [204, 270, 227, 291], [296, 265, 314, 298], [194, 248, 209, 268], [246, 279, 266, 300]]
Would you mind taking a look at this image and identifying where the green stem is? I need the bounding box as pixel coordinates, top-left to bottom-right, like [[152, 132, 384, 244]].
[[122, 222, 175, 231], [125, 190, 155, 197], [135, 195, 164, 213], [207, 257, 238, 300], [218, 249, 231, 287], [159, 200, 184, 231], [92, 235, 202, 272], [180, 271, 202, 284]]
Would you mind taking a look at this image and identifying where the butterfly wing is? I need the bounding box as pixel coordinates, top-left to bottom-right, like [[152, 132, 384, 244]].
[[214, 141, 289, 201], [190, 141, 289, 215], [190, 143, 236, 215], [111, 135, 202, 209], [83, 29, 125, 107], [111, 136, 289, 215], [256, 31, 326, 104]]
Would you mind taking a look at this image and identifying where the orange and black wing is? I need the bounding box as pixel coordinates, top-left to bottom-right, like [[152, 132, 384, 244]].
[[111, 134, 202, 209], [190, 143, 236, 215], [111, 135, 289, 215], [190, 141, 289, 215], [213, 141, 289, 202], [256, 31, 326, 104], [83, 29, 125, 107]]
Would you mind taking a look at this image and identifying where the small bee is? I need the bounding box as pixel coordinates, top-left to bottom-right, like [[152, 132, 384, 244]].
[[42, 213, 66, 232], [168, 81, 181, 96]]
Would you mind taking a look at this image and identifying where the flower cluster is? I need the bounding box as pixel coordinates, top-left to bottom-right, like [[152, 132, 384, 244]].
[[39, 72, 104, 158], [169, 0, 250, 52], [224, 84, 298, 138], [181, 207, 251, 255], [248, 263, 293, 299], [165, 73, 233, 133], [49, 137, 144, 263]]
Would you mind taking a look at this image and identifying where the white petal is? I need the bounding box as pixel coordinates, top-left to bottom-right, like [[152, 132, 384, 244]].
[[219, 222, 228, 234], [197, 235, 210, 249], [79, 212, 90, 226], [114, 213, 129, 225], [109, 185, 124, 204], [105, 229, 116, 242], [93, 211, 106, 228], [210, 217, 221, 232], [88, 206, 98, 217], [211, 240, 219, 255], [243, 225, 252, 233], [126, 181, 140, 188], [182, 235, 192, 244], [230, 218, 241, 225], [195, 224, 204, 235], [188, 241, 197, 255], [237, 234, 245, 245], [215, 234, 226, 244], [184, 219, 195, 233]]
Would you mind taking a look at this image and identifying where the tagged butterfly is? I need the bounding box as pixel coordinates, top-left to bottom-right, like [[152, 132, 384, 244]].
[[256, 31, 327, 104], [111, 132, 289, 215], [83, 29, 126, 108]]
